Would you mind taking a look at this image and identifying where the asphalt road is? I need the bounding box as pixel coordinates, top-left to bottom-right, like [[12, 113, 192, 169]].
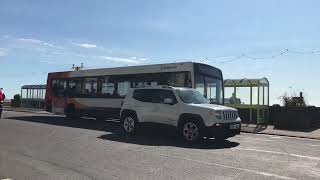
[[0, 111, 320, 180]]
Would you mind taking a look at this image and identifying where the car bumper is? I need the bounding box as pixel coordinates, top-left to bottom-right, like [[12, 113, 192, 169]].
[[204, 122, 241, 138]]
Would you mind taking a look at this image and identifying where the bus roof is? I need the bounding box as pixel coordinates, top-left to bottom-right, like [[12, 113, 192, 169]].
[[48, 62, 221, 78]]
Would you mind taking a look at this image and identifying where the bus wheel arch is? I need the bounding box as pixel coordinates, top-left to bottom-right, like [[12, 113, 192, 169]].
[[65, 103, 78, 119]]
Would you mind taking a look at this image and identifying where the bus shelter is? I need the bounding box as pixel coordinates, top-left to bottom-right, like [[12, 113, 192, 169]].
[[21, 85, 46, 109], [224, 78, 269, 124]]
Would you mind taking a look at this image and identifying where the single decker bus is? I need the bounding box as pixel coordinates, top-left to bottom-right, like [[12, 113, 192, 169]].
[[45, 62, 224, 119]]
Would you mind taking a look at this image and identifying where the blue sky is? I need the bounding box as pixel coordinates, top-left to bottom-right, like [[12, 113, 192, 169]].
[[1, 0, 320, 105]]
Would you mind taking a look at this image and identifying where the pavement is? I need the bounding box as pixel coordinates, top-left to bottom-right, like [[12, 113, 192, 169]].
[[0, 110, 320, 180], [241, 124, 320, 140], [3, 106, 49, 114]]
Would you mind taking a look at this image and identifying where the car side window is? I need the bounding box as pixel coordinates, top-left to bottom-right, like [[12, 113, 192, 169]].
[[132, 89, 145, 102], [132, 89, 177, 104], [158, 90, 178, 104], [133, 89, 161, 103]]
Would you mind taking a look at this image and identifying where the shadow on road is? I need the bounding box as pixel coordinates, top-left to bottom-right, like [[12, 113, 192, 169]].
[[7, 115, 119, 132], [99, 133, 239, 150], [99, 123, 240, 149], [8, 115, 239, 150]]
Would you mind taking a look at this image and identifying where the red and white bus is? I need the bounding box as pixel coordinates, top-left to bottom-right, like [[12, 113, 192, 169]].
[[45, 62, 224, 119]]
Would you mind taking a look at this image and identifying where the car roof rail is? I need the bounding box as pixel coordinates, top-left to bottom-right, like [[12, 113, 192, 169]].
[[160, 85, 174, 89], [133, 84, 174, 89]]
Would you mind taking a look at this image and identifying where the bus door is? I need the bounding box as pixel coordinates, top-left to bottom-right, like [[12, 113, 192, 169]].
[[51, 80, 68, 114]]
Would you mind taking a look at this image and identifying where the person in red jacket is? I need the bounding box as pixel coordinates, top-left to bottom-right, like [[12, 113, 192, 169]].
[[0, 88, 5, 118]]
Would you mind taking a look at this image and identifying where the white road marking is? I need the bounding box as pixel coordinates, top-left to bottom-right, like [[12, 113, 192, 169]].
[[159, 154, 294, 180], [105, 119, 120, 123], [308, 144, 320, 147], [269, 136, 282, 139], [1, 178, 13, 180], [242, 132, 320, 142], [241, 137, 274, 142], [236, 147, 320, 161]]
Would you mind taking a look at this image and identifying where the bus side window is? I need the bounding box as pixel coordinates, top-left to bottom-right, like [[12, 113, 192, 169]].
[[52, 80, 59, 97], [84, 80, 91, 94], [101, 76, 119, 98], [101, 79, 109, 96], [195, 75, 205, 97], [51, 79, 67, 97], [117, 81, 130, 98], [185, 72, 192, 88], [82, 78, 98, 97], [58, 80, 67, 97], [68, 80, 82, 97], [175, 72, 186, 87]]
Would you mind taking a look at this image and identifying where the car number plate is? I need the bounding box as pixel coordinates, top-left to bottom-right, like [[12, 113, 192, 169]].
[[230, 124, 240, 130]]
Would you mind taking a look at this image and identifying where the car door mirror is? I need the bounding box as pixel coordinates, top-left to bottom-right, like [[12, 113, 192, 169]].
[[163, 98, 173, 105]]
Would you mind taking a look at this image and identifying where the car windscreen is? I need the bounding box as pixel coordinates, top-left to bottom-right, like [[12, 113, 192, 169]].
[[176, 89, 209, 104]]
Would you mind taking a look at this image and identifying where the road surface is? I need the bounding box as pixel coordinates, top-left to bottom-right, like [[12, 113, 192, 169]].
[[0, 110, 319, 180]]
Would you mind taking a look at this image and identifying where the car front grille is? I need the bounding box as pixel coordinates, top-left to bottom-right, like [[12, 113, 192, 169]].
[[223, 111, 238, 120]]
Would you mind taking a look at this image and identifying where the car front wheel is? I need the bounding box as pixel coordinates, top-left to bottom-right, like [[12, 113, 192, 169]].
[[181, 120, 202, 142]]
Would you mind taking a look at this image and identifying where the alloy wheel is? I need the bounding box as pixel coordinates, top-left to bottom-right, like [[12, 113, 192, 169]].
[[183, 122, 199, 141], [123, 117, 135, 133]]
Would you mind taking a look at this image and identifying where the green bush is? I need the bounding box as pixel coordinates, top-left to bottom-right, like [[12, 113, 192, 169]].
[[11, 94, 21, 107], [279, 92, 306, 107]]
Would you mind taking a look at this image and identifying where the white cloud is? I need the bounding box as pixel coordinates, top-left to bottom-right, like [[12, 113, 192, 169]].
[[3, 36, 147, 65], [0, 48, 9, 57], [96, 56, 141, 64], [138, 57, 147, 61], [18, 38, 56, 48], [18, 38, 43, 44], [74, 43, 97, 49], [130, 57, 147, 61]]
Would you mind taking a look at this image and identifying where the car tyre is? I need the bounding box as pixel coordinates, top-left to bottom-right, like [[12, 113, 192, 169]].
[[122, 114, 139, 135], [180, 120, 202, 142]]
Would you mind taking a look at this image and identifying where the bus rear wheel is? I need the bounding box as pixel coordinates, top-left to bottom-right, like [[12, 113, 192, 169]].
[[65, 105, 79, 119]]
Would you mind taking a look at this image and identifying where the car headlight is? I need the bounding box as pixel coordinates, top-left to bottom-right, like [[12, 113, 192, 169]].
[[208, 111, 214, 117], [214, 111, 223, 119]]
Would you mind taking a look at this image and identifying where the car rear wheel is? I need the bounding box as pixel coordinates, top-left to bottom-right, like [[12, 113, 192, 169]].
[[181, 120, 202, 142], [122, 115, 138, 134]]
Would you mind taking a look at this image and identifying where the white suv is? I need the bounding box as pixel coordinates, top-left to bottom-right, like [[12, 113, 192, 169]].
[[120, 86, 241, 142]]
